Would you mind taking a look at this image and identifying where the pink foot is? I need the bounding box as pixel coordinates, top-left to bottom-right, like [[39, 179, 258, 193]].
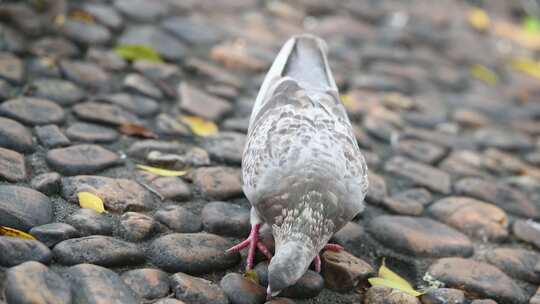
[[323, 243, 343, 252], [226, 224, 273, 270], [312, 243, 343, 272]]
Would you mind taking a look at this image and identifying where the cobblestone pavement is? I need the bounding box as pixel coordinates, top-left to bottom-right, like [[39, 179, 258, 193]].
[[1, 0, 540, 303]]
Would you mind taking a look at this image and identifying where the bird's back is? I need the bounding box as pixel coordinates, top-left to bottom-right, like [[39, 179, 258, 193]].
[[242, 35, 368, 239]]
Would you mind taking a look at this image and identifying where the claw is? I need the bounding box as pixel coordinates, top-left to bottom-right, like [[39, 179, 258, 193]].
[[226, 223, 272, 270], [313, 255, 321, 273], [323, 243, 343, 252]]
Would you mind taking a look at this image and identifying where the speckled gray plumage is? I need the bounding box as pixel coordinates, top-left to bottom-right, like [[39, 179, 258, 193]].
[[242, 34, 369, 256]]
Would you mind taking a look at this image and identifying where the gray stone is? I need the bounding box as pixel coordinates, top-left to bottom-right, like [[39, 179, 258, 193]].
[[202, 201, 250, 237], [31, 172, 61, 195], [61, 19, 111, 45], [154, 205, 202, 233], [62, 175, 156, 212], [420, 288, 465, 304], [118, 25, 186, 60], [428, 258, 526, 304], [454, 177, 540, 218], [179, 83, 232, 121], [0, 97, 65, 125], [66, 122, 118, 143], [60, 60, 110, 90], [65, 264, 141, 303], [114, 0, 168, 21], [124, 73, 163, 99], [53, 235, 145, 266], [73, 102, 140, 126], [97, 93, 159, 117], [65, 209, 113, 236], [121, 268, 170, 300], [46, 144, 120, 175], [119, 212, 159, 242], [0, 147, 26, 182], [171, 272, 229, 304], [5, 261, 71, 304], [82, 3, 123, 30], [0, 237, 52, 267], [162, 16, 222, 46], [220, 273, 266, 304], [0, 185, 53, 231], [30, 223, 79, 248], [86, 48, 127, 71], [35, 124, 70, 148], [385, 156, 451, 194], [30, 78, 85, 106], [202, 132, 246, 164], [368, 216, 473, 257], [486, 248, 540, 283], [141, 174, 191, 201], [0, 117, 34, 152], [192, 166, 243, 200], [29, 37, 79, 58], [0, 52, 23, 83], [147, 233, 240, 274]]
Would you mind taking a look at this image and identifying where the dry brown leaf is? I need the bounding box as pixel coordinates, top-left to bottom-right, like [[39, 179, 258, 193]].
[[69, 9, 95, 23], [119, 123, 157, 139], [494, 21, 540, 50]]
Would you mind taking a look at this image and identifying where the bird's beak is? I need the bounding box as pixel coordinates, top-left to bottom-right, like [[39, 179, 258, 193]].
[[266, 286, 281, 300]]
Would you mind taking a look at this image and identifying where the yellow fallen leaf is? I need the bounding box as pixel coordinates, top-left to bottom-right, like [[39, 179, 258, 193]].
[[244, 270, 259, 284], [114, 44, 163, 63], [340, 94, 353, 108], [510, 57, 540, 80], [77, 192, 106, 213], [468, 8, 490, 32], [180, 115, 218, 137], [0, 226, 36, 240], [136, 164, 188, 177], [368, 258, 424, 297], [470, 64, 498, 85]]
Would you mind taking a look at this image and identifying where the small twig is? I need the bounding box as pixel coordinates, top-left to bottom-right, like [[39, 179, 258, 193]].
[[138, 181, 165, 201]]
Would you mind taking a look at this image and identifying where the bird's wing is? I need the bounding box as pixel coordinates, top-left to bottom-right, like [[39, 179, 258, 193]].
[[242, 35, 367, 227]]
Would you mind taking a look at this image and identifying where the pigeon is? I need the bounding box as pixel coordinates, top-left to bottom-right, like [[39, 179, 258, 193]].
[[227, 34, 369, 298]]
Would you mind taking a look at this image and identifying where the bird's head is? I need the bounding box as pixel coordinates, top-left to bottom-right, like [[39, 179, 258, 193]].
[[266, 240, 313, 299]]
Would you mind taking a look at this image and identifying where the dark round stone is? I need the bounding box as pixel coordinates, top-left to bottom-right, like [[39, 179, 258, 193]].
[[65, 208, 113, 236], [0, 237, 52, 267], [30, 78, 85, 106], [119, 212, 159, 242], [170, 272, 228, 304], [53, 235, 145, 266], [121, 268, 170, 300], [147, 233, 240, 274], [220, 273, 266, 304], [30, 223, 79, 248], [65, 264, 141, 303], [66, 122, 119, 143], [0, 185, 53, 231], [201, 201, 250, 237], [154, 205, 202, 233], [46, 144, 121, 175], [0, 117, 34, 152], [368, 216, 473, 257], [0, 97, 65, 125], [31, 172, 61, 196], [5, 261, 72, 304]]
